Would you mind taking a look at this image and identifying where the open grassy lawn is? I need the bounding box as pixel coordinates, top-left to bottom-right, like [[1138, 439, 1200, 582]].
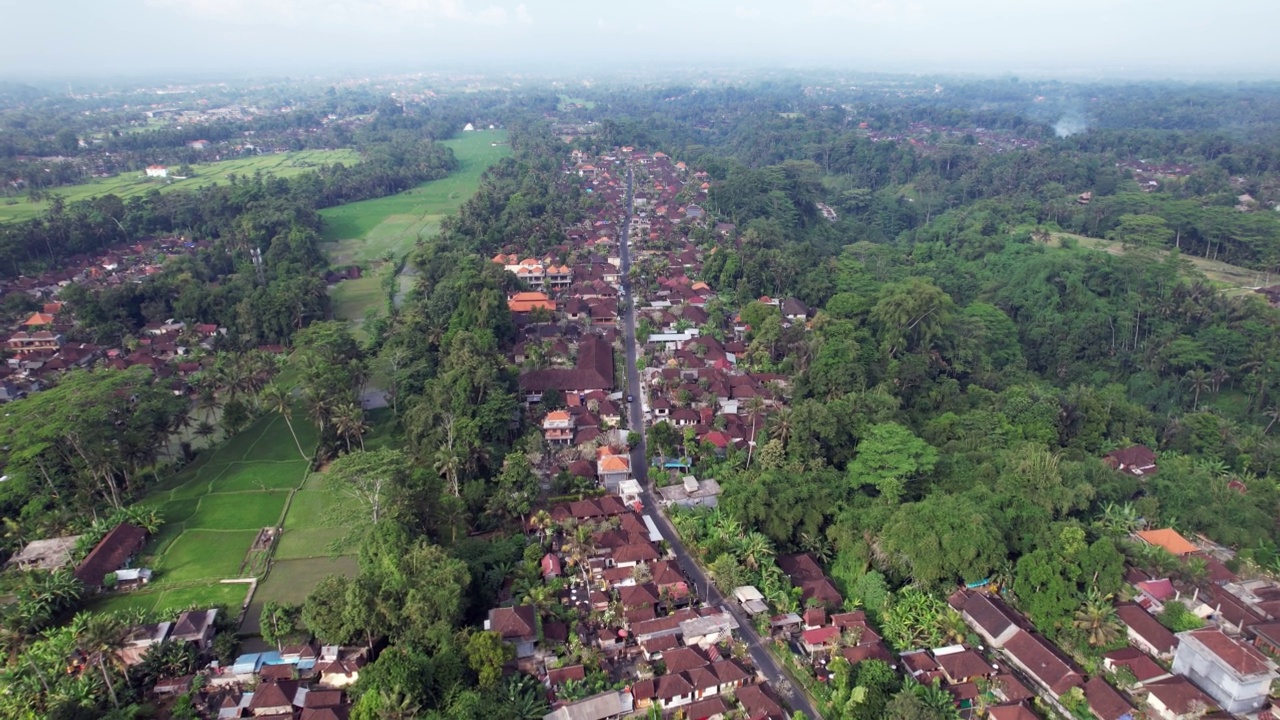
[[209, 461, 309, 492], [156, 529, 260, 583], [1048, 232, 1267, 294], [558, 95, 597, 111], [88, 582, 249, 617], [0, 150, 360, 224], [319, 131, 511, 324], [329, 273, 385, 323], [189, 491, 290, 530]]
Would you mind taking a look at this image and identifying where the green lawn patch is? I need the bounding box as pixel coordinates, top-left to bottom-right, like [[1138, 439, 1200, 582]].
[[283, 490, 340, 528], [318, 131, 510, 323], [258, 557, 359, 605], [86, 590, 160, 616], [189, 492, 289, 530], [209, 461, 307, 492], [159, 497, 200, 524], [244, 412, 317, 461], [274, 527, 350, 560], [0, 150, 361, 224], [155, 583, 249, 614], [157, 529, 258, 583]]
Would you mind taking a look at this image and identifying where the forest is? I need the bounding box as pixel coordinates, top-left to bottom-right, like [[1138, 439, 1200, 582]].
[[3, 75, 1280, 719]]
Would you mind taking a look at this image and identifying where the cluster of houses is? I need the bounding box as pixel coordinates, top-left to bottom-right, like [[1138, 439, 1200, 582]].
[[745, 522, 1280, 719], [7, 522, 151, 591], [0, 236, 229, 400], [477, 493, 794, 720]]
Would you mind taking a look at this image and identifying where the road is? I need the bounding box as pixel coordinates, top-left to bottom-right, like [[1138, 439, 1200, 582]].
[[618, 166, 822, 720]]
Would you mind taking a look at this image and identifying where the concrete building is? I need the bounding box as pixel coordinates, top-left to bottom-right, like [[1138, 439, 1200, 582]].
[[1171, 627, 1277, 714], [656, 476, 721, 508]]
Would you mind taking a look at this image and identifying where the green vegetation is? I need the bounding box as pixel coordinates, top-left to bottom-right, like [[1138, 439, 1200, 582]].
[[321, 130, 512, 327], [0, 149, 360, 223]]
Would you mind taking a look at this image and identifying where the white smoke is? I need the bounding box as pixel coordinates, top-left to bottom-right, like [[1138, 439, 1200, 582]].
[[1053, 114, 1089, 138]]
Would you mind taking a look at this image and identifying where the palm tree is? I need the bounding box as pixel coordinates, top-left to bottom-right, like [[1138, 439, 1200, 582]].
[[1097, 501, 1141, 538], [434, 445, 463, 498], [1073, 594, 1123, 647], [74, 612, 126, 708], [530, 509, 554, 546], [261, 383, 309, 460], [1184, 368, 1211, 410], [332, 402, 367, 452], [377, 685, 421, 720]]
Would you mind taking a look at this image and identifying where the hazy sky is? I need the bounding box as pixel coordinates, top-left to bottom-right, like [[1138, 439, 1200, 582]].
[[2, 0, 1277, 80]]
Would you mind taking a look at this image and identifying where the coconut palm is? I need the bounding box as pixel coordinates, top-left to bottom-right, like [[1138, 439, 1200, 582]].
[[1184, 368, 1211, 410], [261, 383, 309, 460], [74, 612, 127, 707], [1073, 593, 1123, 647], [332, 402, 367, 452]]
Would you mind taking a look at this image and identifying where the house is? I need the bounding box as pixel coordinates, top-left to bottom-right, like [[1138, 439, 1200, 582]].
[[733, 586, 769, 615], [1115, 603, 1178, 659], [1141, 675, 1217, 720], [542, 553, 562, 579], [317, 646, 367, 688], [934, 647, 996, 684], [801, 626, 841, 654], [951, 590, 1021, 648], [74, 523, 148, 589], [171, 609, 218, 649], [1104, 446, 1157, 477], [1136, 528, 1197, 557], [5, 534, 81, 571], [775, 553, 843, 608], [145, 165, 168, 178], [680, 611, 739, 648], [733, 684, 786, 720], [509, 291, 556, 313], [1001, 630, 1083, 699], [247, 679, 299, 716], [121, 621, 172, 665], [543, 410, 575, 445], [1082, 676, 1137, 720], [7, 330, 64, 353], [487, 605, 538, 658], [543, 690, 634, 720], [1171, 627, 1278, 714], [1103, 646, 1170, 683], [631, 673, 694, 709], [987, 703, 1041, 720], [656, 476, 722, 508], [596, 451, 632, 493], [520, 334, 615, 402]]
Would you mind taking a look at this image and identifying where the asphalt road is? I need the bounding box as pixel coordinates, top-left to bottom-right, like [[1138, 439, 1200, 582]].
[[618, 166, 822, 720]]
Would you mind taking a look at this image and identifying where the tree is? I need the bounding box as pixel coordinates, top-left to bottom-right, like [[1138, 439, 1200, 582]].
[[327, 447, 409, 527], [1073, 593, 1123, 647], [870, 278, 955, 357], [260, 383, 309, 460], [302, 574, 352, 645], [1184, 368, 1211, 411], [464, 630, 513, 689], [260, 601, 300, 651], [879, 492, 1006, 589], [846, 422, 938, 503], [488, 453, 539, 525], [74, 612, 127, 708]]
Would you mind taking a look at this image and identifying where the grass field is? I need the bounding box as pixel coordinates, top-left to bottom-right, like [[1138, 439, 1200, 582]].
[[558, 95, 597, 111], [90, 412, 323, 620], [0, 150, 361, 224], [320, 130, 511, 329], [1047, 231, 1268, 295]]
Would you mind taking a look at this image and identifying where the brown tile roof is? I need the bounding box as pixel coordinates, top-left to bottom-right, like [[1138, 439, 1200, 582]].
[[1102, 646, 1167, 682], [734, 684, 786, 720], [1115, 603, 1177, 655], [74, 523, 147, 588], [489, 605, 536, 640], [1003, 630, 1083, 696], [987, 703, 1041, 720], [1083, 676, 1135, 720], [1142, 675, 1215, 715], [935, 649, 996, 682]]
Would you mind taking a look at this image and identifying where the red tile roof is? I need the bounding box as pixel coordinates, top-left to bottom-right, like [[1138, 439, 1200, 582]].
[[74, 523, 147, 588]]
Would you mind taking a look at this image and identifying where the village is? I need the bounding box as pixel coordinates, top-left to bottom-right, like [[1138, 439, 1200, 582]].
[[7, 143, 1280, 720]]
